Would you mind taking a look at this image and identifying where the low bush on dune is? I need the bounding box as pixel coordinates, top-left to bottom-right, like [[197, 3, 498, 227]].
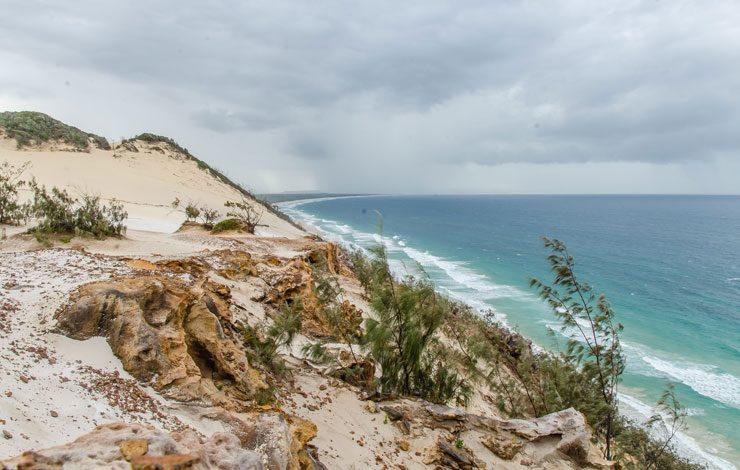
[[224, 198, 262, 234], [0, 161, 31, 224], [1, 161, 126, 240], [211, 218, 242, 233], [0, 111, 110, 150], [171, 198, 223, 230], [28, 180, 127, 239], [346, 219, 473, 405]]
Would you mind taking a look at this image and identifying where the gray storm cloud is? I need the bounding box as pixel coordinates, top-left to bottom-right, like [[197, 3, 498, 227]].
[[1, 0, 739, 193]]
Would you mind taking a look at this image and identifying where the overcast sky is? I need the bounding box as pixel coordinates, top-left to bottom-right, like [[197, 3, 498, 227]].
[[1, 0, 739, 194]]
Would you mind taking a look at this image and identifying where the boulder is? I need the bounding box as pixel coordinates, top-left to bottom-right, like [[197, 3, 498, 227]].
[[481, 431, 524, 460], [1, 422, 183, 470], [55, 276, 264, 409], [199, 410, 319, 470], [0, 422, 266, 470], [421, 404, 615, 468]]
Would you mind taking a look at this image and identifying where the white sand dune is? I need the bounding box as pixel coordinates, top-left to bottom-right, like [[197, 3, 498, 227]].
[[0, 135, 304, 239]]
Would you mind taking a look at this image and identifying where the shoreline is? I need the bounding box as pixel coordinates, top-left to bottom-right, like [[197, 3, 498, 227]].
[[283, 197, 739, 470]]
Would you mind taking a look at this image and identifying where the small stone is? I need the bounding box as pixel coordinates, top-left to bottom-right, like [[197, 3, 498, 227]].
[[357, 440, 364, 447], [3, 430, 12, 439], [398, 440, 410, 451], [120, 438, 148, 461], [319, 384, 327, 390], [5, 391, 11, 397], [50, 410, 59, 418], [364, 401, 378, 413], [19, 376, 28, 383]]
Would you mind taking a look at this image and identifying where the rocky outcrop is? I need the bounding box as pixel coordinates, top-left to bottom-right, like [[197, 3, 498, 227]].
[[422, 404, 614, 468], [303, 242, 352, 277], [198, 410, 317, 470], [0, 417, 323, 470], [0, 422, 264, 470], [55, 276, 264, 410]]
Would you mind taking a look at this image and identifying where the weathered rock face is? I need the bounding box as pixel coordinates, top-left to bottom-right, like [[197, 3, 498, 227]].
[[55, 276, 264, 410], [420, 403, 615, 468], [0, 422, 264, 470], [198, 410, 317, 470], [261, 257, 316, 308], [303, 242, 352, 277]]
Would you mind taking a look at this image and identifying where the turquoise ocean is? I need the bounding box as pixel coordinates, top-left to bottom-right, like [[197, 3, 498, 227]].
[[281, 195, 740, 470]]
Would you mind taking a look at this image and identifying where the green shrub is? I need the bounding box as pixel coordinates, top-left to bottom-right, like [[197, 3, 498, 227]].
[[28, 181, 127, 239], [301, 253, 368, 386], [211, 218, 242, 233], [351, 223, 471, 405], [239, 303, 302, 376], [0, 161, 30, 224], [171, 198, 201, 223], [613, 418, 706, 470], [224, 198, 263, 234], [0, 111, 109, 150], [529, 237, 625, 458], [198, 207, 220, 229]]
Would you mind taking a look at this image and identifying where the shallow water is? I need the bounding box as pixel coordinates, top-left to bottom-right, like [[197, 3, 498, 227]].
[[282, 195, 740, 470]]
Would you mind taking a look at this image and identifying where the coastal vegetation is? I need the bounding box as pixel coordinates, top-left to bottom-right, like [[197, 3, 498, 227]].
[[239, 304, 303, 375], [340, 230, 703, 469], [0, 111, 110, 150], [170, 197, 262, 233], [352, 237, 472, 405], [170, 198, 201, 223], [529, 237, 625, 459], [0, 161, 126, 239], [224, 198, 263, 234], [210, 217, 241, 233], [28, 181, 127, 239], [0, 160, 30, 224]]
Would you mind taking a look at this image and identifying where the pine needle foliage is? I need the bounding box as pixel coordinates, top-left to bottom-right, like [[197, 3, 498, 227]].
[[0, 161, 30, 224], [529, 237, 625, 458], [28, 181, 127, 239], [613, 384, 703, 470], [238, 303, 302, 376], [353, 224, 470, 405], [301, 253, 368, 385]]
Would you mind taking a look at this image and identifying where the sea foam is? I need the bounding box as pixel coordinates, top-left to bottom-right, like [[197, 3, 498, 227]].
[[640, 355, 740, 409], [619, 393, 738, 470], [282, 198, 740, 470]]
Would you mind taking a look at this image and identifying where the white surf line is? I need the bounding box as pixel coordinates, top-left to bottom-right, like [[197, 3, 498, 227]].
[[287, 203, 739, 470]]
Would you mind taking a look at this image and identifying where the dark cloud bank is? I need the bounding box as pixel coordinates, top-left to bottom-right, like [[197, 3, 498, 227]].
[[1, 0, 739, 193]]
